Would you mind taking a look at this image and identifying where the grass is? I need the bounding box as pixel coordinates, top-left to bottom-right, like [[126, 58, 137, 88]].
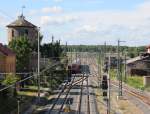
[[126, 76, 144, 89], [109, 69, 145, 90], [110, 69, 117, 80]]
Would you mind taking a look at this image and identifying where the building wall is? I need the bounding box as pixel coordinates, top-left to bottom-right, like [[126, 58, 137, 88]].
[[5, 56, 16, 73], [0, 53, 16, 73], [0, 53, 6, 72], [7, 27, 38, 44], [127, 59, 150, 76]]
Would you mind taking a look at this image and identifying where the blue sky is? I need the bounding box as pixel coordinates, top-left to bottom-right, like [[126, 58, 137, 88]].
[[0, 0, 150, 46]]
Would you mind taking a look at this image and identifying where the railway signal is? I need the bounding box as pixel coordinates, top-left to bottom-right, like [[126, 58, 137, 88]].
[[102, 74, 108, 97]]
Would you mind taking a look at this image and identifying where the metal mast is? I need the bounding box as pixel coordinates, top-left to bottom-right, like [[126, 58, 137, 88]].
[[37, 27, 40, 103], [117, 40, 125, 96]]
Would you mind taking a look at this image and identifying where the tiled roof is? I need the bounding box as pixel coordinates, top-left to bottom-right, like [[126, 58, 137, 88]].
[[7, 15, 37, 28], [0, 43, 15, 56], [126, 54, 150, 64]]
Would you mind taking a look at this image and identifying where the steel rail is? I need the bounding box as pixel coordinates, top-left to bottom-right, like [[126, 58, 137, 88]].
[[48, 76, 75, 114], [48, 76, 87, 114], [111, 81, 150, 106], [78, 74, 84, 114], [87, 76, 90, 114]]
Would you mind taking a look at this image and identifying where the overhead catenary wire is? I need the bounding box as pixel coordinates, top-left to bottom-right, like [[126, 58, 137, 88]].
[[0, 61, 62, 92], [0, 9, 14, 20]]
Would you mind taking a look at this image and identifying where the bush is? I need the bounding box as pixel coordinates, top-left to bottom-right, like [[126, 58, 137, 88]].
[[2, 73, 19, 85]]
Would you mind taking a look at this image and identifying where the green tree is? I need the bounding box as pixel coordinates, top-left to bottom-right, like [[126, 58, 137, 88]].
[[9, 36, 32, 72], [2, 73, 19, 85], [31, 34, 43, 51], [40, 40, 63, 59], [1, 73, 19, 98]]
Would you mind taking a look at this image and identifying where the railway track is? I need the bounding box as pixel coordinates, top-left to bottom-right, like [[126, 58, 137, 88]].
[[87, 77, 90, 114], [48, 76, 75, 114], [77, 74, 84, 114], [77, 74, 91, 114], [48, 75, 87, 114], [48, 75, 77, 114], [111, 81, 150, 106], [89, 55, 150, 107]]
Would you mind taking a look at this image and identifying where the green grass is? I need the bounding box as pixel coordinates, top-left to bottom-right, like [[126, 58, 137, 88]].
[[110, 69, 117, 80], [126, 76, 144, 89], [109, 69, 144, 90]]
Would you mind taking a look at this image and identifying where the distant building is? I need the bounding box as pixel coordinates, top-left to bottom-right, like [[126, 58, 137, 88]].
[[6, 14, 38, 45], [126, 46, 150, 76], [0, 43, 16, 73], [105, 53, 124, 68]]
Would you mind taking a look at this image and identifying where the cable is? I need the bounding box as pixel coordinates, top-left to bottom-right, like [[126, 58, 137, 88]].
[[0, 9, 14, 20], [0, 61, 62, 92]]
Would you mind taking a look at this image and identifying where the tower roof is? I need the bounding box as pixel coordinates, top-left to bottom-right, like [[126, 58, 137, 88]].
[[7, 15, 37, 28]]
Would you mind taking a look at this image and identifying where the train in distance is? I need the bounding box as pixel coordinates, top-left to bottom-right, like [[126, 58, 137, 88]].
[[68, 59, 90, 74]]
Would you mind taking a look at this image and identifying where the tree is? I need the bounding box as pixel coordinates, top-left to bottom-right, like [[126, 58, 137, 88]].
[[9, 36, 32, 72], [1, 73, 19, 98], [40, 40, 63, 59], [2, 73, 18, 85], [31, 34, 43, 51]]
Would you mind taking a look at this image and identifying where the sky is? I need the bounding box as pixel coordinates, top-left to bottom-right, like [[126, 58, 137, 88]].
[[0, 0, 150, 46]]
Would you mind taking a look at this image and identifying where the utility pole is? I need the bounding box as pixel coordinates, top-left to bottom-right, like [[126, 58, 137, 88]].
[[65, 42, 68, 53], [17, 97, 20, 114], [76, 49, 77, 63], [117, 40, 125, 97], [71, 47, 72, 64], [104, 42, 107, 60], [124, 53, 127, 83], [98, 48, 101, 88], [52, 35, 54, 58], [107, 54, 111, 114], [37, 27, 40, 103], [58, 39, 60, 57], [98, 51, 100, 87], [65, 42, 68, 82]]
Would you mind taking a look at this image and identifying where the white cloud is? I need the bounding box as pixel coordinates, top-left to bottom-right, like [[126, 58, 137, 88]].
[[55, 1, 150, 45], [40, 15, 78, 26], [42, 6, 63, 14], [13, 1, 150, 46], [76, 25, 98, 33]]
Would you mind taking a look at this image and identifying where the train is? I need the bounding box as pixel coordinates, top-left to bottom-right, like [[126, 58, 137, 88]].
[[68, 58, 90, 75], [68, 64, 81, 74]]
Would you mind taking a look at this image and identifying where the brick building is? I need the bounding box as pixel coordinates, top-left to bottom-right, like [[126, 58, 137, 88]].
[[6, 14, 39, 71], [6, 14, 38, 45], [126, 46, 150, 76], [0, 43, 16, 73]]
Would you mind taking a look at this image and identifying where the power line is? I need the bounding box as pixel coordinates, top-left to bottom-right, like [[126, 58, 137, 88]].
[[0, 61, 61, 92], [0, 9, 14, 20]]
